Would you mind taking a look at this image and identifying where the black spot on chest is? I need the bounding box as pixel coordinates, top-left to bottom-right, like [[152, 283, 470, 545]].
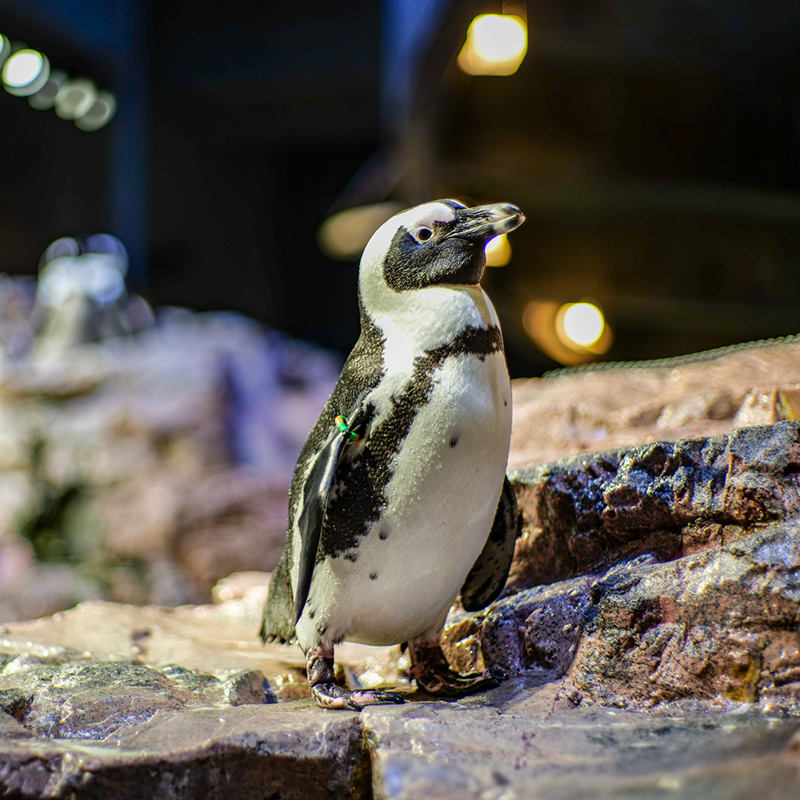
[[318, 322, 505, 560]]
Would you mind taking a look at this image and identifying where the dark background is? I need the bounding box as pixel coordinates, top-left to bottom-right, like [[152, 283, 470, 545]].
[[2, 0, 800, 375]]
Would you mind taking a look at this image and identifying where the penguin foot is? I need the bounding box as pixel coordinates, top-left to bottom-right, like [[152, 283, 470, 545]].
[[310, 682, 404, 710], [408, 639, 505, 698], [307, 647, 405, 711]]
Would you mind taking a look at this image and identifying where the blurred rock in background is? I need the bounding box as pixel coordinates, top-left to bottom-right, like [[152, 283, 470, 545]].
[[0, 274, 339, 623]]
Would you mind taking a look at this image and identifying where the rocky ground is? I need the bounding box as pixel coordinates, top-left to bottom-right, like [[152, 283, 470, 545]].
[[4, 333, 800, 797]]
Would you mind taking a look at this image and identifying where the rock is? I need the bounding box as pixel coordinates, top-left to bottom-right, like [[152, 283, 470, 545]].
[[1, 625, 799, 799], [507, 421, 800, 591], [0, 704, 366, 800], [0, 595, 393, 798], [443, 420, 800, 714], [509, 339, 800, 469], [0, 307, 339, 621], [0, 658, 267, 740], [446, 519, 800, 713], [362, 684, 800, 800]]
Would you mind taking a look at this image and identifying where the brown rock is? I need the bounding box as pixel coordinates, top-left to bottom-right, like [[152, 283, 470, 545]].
[[444, 514, 800, 713], [508, 421, 800, 592], [509, 339, 800, 469]]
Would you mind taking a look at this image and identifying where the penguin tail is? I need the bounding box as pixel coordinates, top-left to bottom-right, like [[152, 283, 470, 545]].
[[260, 553, 297, 644]]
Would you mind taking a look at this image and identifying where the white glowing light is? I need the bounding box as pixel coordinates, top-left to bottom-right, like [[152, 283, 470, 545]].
[[75, 91, 116, 131], [458, 14, 527, 76], [54, 77, 97, 120], [471, 15, 527, 62], [558, 303, 605, 348], [524, 299, 612, 365], [485, 234, 511, 266], [2, 49, 50, 96], [28, 69, 66, 110]]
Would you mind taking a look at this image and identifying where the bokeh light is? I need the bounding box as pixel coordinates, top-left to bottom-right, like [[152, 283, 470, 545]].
[[318, 203, 402, 260], [556, 302, 605, 348], [485, 234, 511, 266], [74, 91, 117, 131], [2, 49, 50, 97], [54, 77, 97, 120], [458, 14, 528, 76], [0, 34, 114, 131], [28, 69, 66, 110], [523, 300, 612, 365]]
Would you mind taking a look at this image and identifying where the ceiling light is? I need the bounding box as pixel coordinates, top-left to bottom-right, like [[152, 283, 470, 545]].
[[75, 91, 116, 131], [523, 300, 612, 365], [2, 49, 50, 97], [54, 77, 97, 120], [556, 302, 606, 348], [458, 14, 527, 76]]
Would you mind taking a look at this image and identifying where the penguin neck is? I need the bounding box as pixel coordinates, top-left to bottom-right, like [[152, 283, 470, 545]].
[[360, 284, 501, 366]]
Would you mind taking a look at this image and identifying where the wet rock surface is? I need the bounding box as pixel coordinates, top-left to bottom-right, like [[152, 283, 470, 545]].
[[1, 668, 799, 799], [444, 519, 800, 713], [362, 681, 800, 800], [442, 421, 800, 714]]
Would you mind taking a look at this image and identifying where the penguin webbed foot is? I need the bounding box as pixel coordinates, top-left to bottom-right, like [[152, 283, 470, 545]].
[[311, 682, 403, 711], [409, 640, 506, 698], [307, 647, 404, 711]]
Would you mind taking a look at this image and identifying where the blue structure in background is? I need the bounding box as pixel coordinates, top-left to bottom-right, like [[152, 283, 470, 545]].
[[381, 0, 449, 134]]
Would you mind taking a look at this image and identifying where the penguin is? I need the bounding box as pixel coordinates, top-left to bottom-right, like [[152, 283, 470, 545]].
[[261, 199, 525, 710]]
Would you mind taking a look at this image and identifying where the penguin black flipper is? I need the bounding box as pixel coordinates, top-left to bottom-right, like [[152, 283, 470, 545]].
[[293, 414, 360, 623], [460, 476, 520, 612]]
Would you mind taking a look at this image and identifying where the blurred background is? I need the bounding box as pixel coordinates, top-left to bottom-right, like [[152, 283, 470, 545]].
[[1, 0, 800, 619]]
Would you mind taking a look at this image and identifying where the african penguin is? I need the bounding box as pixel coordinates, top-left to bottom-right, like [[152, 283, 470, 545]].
[[261, 199, 525, 710]]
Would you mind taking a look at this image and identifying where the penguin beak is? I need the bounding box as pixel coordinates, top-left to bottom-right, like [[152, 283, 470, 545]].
[[444, 203, 525, 244]]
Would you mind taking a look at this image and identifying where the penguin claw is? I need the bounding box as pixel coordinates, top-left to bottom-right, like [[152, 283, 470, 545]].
[[311, 683, 405, 710], [351, 689, 405, 706], [311, 682, 363, 711]]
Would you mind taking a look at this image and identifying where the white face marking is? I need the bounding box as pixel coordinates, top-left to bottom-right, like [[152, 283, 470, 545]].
[[359, 201, 460, 316]]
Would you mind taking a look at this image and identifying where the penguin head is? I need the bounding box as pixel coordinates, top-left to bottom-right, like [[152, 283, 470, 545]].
[[360, 200, 524, 301]]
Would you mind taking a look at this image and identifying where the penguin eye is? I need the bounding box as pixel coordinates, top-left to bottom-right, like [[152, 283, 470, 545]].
[[413, 227, 433, 243]]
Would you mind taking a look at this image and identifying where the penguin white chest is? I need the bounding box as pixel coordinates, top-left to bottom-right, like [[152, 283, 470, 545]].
[[320, 347, 512, 647]]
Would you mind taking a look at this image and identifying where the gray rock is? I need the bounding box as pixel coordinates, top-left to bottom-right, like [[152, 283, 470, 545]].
[[362, 681, 800, 800], [0, 704, 366, 800], [0, 655, 269, 741]]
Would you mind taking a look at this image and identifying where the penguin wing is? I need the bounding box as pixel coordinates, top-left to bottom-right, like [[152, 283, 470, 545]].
[[293, 402, 368, 623], [460, 476, 521, 612]]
